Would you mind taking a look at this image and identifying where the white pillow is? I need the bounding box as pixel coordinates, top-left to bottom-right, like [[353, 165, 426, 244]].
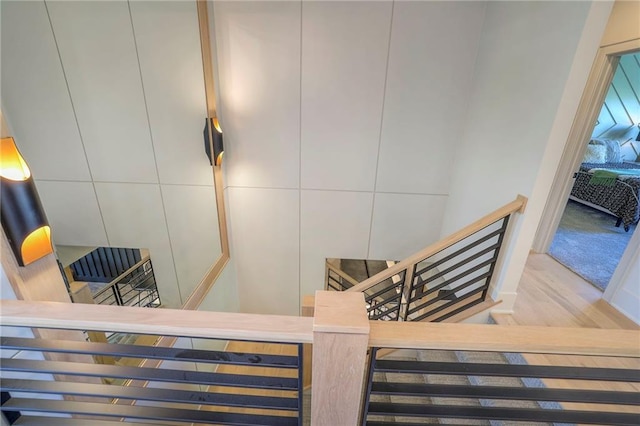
[[583, 144, 606, 163]]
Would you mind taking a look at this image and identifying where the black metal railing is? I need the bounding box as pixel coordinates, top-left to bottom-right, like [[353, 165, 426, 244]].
[[363, 270, 406, 321], [92, 259, 160, 308], [326, 266, 356, 292], [362, 347, 640, 425], [405, 215, 509, 322], [327, 213, 513, 323], [1, 332, 305, 425]]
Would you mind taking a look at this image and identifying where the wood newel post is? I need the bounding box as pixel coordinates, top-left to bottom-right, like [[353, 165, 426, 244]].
[[311, 291, 370, 426]]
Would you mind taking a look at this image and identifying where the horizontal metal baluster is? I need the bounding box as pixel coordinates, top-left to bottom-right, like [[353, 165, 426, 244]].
[[407, 271, 491, 316], [2, 359, 300, 390], [409, 269, 491, 306], [420, 242, 501, 284], [409, 287, 486, 322], [419, 257, 496, 298], [371, 381, 640, 405], [2, 398, 299, 426], [374, 359, 640, 382], [2, 379, 299, 410], [413, 226, 504, 277], [366, 402, 639, 425], [1, 337, 299, 368]]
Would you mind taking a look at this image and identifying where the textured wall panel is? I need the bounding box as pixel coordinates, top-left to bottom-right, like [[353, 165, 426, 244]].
[[369, 193, 447, 261], [228, 187, 299, 315], [300, 190, 373, 298], [161, 184, 221, 300], [0, 1, 90, 181], [214, 1, 301, 189], [301, 1, 392, 191], [375, 1, 486, 195], [35, 180, 108, 247], [129, 0, 212, 186], [47, 1, 157, 183]]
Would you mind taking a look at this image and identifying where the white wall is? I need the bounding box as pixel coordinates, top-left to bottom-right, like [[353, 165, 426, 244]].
[[213, 0, 487, 315], [608, 228, 640, 324], [441, 1, 613, 309], [1, 1, 224, 308]]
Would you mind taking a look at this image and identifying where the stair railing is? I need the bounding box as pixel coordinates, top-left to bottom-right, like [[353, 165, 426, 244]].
[[326, 260, 361, 291], [92, 256, 160, 308], [2, 292, 638, 426], [363, 319, 640, 426], [0, 299, 310, 426], [329, 195, 527, 322]]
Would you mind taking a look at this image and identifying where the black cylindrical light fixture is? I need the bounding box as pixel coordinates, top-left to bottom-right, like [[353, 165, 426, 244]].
[[203, 117, 224, 166], [0, 137, 53, 266]]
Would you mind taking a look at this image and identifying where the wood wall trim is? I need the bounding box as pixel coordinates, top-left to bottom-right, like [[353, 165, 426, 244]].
[[182, 0, 230, 311], [197, 0, 217, 118]]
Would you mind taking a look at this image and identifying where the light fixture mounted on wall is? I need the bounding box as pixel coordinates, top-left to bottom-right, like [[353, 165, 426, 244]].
[[0, 137, 53, 266], [203, 117, 224, 166]]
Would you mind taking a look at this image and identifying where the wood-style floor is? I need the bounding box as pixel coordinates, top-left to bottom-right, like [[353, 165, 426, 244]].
[[493, 253, 639, 414], [494, 253, 638, 329]]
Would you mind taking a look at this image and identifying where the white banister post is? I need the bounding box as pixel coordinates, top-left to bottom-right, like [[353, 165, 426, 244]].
[[311, 290, 370, 426]]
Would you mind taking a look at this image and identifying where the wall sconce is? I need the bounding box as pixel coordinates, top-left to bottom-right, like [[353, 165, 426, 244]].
[[0, 137, 53, 266], [203, 117, 224, 166]]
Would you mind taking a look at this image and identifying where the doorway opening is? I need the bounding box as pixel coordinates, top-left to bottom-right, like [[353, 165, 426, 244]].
[[547, 51, 640, 291]]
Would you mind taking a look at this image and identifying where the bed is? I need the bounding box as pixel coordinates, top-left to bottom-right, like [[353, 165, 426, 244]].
[[571, 138, 640, 231]]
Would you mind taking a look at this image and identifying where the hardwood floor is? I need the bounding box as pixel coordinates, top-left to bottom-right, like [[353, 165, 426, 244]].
[[200, 341, 300, 418], [493, 253, 639, 415], [494, 253, 638, 329]]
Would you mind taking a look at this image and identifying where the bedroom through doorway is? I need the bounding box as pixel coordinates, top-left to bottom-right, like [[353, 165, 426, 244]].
[[548, 51, 640, 292]]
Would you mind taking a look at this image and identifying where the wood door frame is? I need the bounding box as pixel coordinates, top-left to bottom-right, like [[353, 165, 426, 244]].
[[532, 39, 640, 300]]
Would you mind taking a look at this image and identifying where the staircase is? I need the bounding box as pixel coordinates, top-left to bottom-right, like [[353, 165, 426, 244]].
[[325, 196, 527, 324], [4, 195, 639, 425]]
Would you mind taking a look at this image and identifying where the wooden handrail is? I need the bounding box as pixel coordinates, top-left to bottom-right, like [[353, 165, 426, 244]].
[[3, 296, 636, 358], [326, 260, 361, 288], [346, 195, 528, 294], [0, 300, 314, 344], [369, 321, 639, 358]]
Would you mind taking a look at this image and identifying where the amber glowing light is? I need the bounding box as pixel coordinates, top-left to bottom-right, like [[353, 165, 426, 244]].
[[1, 137, 31, 181], [0, 136, 53, 266], [21, 226, 52, 265]]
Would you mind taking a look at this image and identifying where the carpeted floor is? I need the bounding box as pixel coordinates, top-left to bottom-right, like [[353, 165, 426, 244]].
[[549, 200, 636, 291]]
